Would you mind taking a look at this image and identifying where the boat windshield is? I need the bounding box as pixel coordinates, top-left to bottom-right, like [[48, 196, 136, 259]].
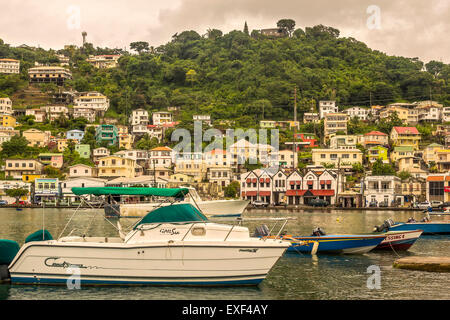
[[133, 203, 209, 229]]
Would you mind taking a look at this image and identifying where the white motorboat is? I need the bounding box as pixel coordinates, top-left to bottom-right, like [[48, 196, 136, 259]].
[[107, 186, 249, 218], [5, 187, 289, 286]]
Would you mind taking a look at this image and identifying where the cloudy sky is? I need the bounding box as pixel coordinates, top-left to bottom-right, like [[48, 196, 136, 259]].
[[0, 0, 448, 63]]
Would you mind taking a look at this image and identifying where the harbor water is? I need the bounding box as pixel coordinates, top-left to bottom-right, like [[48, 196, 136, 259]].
[[0, 207, 449, 300]]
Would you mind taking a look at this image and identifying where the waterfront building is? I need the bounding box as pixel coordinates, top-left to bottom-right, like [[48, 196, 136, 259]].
[[422, 143, 444, 164], [0, 58, 20, 74], [400, 177, 426, 205], [28, 66, 72, 85], [60, 177, 106, 203], [426, 173, 450, 203], [0, 180, 31, 203], [207, 167, 232, 187], [363, 176, 402, 207], [443, 107, 450, 123], [319, 101, 338, 119], [34, 178, 60, 204], [390, 126, 421, 150], [174, 152, 205, 183], [0, 97, 13, 115], [397, 157, 428, 179], [149, 147, 174, 168]]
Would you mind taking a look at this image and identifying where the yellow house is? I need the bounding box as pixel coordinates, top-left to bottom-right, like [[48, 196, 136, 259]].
[[169, 173, 195, 184], [423, 143, 444, 164], [391, 146, 415, 163], [174, 152, 206, 183], [119, 133, 134, 150], [97, 155, 136, 178], [380, 106, 409, 123], [390, 127, 421, 150], [311, 148, 363, 168], [22, 174, 42, 183], [0, 115, 17, 127], [22, 129, 51, 147]]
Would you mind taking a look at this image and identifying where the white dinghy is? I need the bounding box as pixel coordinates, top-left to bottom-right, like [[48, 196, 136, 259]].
[[7, 187, 289, 286]]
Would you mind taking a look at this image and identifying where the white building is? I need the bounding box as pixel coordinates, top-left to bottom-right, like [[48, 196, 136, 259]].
[[363, 176, 402, 207], [129, 109, 149, 126], [0, 180, 31, 203], [152, 111, 173, 125], [93, 147, 110, 163], [443, 107, 450, 123], [193, 115, 211, 126], [0, 59, 20, 74], [74, 92, 110, 113], [68, 164, 94, 178], [25, 109, 46, 122], [72, 107, 96, 123], [0, 98, 13, 115], [319, 100, 338, 119], [149, 147, 174, 168], [60, 177, 106, 203], [344, 107, 370, 121], [40, 105, 69, 121]]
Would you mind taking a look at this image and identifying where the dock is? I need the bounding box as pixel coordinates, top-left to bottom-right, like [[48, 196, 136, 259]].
[[393, 256, 450, 273]]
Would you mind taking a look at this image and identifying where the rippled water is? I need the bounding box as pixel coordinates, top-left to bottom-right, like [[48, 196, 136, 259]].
[[0, 207, 449, 300]]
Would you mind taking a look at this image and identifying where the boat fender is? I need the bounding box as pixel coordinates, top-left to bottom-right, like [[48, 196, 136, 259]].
[[311, 241, 319, 255]]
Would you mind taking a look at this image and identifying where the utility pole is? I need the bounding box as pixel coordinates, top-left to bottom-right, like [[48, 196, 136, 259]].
[[293, 86, 298, 171], [369, 92, 372, 108]]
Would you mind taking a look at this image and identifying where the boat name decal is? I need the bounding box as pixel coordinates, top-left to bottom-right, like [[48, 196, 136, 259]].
[[239, 249, 258, 253], [385, 234, 405, 241], [44, 257, 99, 269], [160, 228, 180, 235]]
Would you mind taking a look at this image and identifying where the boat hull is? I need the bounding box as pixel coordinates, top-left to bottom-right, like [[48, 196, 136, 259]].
[[285, 235, 385, 254], [117, 200, 249, 218], [389, 222, 450, 235], [373, 230, 423, 251], [8, 240, 288, 286]]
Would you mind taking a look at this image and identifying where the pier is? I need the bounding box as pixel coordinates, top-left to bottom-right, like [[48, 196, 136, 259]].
[[393, 256, 450, 273]]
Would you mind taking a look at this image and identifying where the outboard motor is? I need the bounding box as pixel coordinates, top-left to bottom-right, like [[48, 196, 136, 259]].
[[311, 227, 326, 237], [253, 225, 270, 237], [373, 219, 395, 232], [407, 217, 416, 223]]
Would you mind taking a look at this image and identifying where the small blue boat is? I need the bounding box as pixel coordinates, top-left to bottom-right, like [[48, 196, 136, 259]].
[[282, 228, 386, 254], [387, 221, 450, 235]]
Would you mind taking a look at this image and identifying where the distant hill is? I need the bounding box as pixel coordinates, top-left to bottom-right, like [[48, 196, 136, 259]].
[[0, 24, 449, 128]]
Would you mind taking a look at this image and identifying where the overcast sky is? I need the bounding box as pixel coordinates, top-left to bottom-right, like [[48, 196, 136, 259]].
[[0, 0, 448, 63]]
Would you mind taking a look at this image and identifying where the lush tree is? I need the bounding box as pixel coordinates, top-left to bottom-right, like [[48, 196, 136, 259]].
[[371, 159, 396, 176], [5, 188, 29, 205], [1, 135, 30, 158], [130, 41, 150, 54], [243, 22, 249, 36], [224, 181, 240, 198], [277, 19, 296, 37]]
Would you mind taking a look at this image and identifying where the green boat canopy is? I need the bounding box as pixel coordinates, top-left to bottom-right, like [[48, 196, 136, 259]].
[[71, 187, 189, 198], [134, 203, 208, 229]]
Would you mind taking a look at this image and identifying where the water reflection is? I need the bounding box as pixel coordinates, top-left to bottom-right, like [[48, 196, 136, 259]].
[[0, 207, 449, 300]]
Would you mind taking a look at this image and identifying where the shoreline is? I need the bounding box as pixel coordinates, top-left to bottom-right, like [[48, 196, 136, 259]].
[[1, 205, 424, 211]]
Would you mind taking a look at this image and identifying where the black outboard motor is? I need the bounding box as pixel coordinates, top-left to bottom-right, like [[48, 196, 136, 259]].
[[407, 217, 416, 223], [253, 225, 270, 237], [311, 227, 326, 237], [373, 219, 395, 232]]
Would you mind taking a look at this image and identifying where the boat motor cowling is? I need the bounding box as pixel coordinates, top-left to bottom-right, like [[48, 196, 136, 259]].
[[311, 227, 326, 237], [373, 219, 395, 232]]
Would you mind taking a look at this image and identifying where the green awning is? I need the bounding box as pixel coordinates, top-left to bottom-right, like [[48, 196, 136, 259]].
[[71, 187, 189, 198], [134, 203, 208, 229]]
